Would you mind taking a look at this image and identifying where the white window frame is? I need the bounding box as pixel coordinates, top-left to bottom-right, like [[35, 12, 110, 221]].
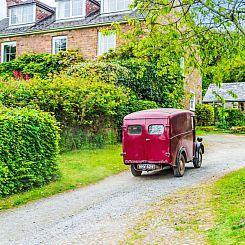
[[1, 42, 16, 63], [52, 36, 68, 54], [101, 0, 132, 14], [56, 0, 86, 20], [9, 4, 36, 26], [190, 93, 196, 111], [98, 32, 116, 56]]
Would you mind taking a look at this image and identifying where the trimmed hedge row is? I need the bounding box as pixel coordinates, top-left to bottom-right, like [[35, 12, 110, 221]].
[[0, 107, 60, 197]]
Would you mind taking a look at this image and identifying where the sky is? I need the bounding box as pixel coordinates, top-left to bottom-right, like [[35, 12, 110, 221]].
[[0, 0, 56, 20]]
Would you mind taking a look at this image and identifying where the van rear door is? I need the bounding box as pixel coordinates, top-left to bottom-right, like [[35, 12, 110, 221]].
[[145, 119, 169, 162], [123, 119, 146, 162]]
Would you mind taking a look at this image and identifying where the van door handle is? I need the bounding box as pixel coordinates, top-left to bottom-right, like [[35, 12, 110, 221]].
[[146, 138, 150, 141]]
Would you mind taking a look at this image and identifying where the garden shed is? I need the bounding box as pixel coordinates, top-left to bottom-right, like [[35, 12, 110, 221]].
[[203, 82, 245, 112]]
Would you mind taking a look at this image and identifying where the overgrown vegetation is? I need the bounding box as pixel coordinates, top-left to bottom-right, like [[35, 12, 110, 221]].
[[0, 107, 60, 197], [208, 168, 245, 244]]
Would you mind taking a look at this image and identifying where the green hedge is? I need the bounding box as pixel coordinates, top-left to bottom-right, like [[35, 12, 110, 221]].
[[195, 104, 214, 126], [0, 108, 60, 197]]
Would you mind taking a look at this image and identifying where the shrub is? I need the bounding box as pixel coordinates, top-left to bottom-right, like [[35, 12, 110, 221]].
[[0, 49, 84, 80], [195, 104, 214, 126], [0, 108, 60, 197], [225, 109, 245, 127]]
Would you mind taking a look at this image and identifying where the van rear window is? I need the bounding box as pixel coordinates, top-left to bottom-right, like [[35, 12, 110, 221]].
[[128, 125, 142, 135], [149, 124, 164, 135]]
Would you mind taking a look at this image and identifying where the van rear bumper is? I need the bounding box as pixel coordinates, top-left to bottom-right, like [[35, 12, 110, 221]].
[[124, 160, 171, 165]]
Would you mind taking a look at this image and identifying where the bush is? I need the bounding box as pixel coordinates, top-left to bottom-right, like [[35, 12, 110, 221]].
[[0, 108, 60, 197], [195, 104, 214, 126], [225, 109, 245, 127], [0, 49, 84, 80]]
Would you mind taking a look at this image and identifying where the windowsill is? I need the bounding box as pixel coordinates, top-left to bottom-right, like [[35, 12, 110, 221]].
[[100, 9, 133, 17], [8, 22, 36, 29], [55, 16, 86, 23]]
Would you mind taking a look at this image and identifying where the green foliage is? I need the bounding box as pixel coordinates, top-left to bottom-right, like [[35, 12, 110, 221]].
[[117, 59, 184, 108], [0, 75, 130, 150], [60, 127, 118, 152], [225, 109, 245, 127], [66, 61, 130, 85], [0, 107, 60, 197], [0, 49, 84, 79], [0, 76, 129, 127], [195, 104, 214, 126]]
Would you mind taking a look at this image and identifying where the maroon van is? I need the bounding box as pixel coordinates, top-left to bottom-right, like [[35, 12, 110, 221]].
[[122, 108, 204, 177]]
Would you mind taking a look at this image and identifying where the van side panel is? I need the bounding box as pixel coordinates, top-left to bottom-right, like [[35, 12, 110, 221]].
[[170, 113, 194, 164]]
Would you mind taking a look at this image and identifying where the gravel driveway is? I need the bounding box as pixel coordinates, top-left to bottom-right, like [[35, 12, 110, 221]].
[[0, 134, 245, 245]]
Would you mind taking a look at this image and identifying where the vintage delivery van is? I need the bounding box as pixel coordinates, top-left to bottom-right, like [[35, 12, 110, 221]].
[[122, 108, 204, 177]]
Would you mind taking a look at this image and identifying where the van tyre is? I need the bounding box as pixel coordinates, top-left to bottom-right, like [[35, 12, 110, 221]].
[[173, 153, 186, 177], [131, 165, 142, 177], [193, 149, 202, 168]]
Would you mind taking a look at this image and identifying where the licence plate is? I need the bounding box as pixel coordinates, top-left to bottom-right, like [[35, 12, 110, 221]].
[[137, 164, 157, 170]]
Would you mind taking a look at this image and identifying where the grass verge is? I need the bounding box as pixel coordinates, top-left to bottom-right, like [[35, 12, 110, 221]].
[[121, 168, 245, 245], [208, 168, 245, 245], [0, 144, 127, 212]]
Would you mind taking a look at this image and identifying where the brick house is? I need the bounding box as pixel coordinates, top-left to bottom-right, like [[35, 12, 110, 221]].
[[0, 0, 202, 110]]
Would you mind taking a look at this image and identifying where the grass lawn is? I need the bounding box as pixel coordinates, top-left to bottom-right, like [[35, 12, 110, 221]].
[[208, 168, 245, 244], [0, 144, 127, 212]]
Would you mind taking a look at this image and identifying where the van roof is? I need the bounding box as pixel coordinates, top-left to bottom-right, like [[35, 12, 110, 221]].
[[124, 108, 194, 119]]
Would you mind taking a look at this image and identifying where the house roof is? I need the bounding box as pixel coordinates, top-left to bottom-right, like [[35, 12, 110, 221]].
[[203, 82, 245, 103], [0, 0, 141, 38]]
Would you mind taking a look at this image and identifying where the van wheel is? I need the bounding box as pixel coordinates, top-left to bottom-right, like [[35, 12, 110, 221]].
[[173, 153, 186, 177], [131, 165, 142, 177], [193, 149, 202, 168]]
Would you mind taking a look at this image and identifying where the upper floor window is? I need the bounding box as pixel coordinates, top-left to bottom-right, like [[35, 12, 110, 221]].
[[98, 32, 116, 56], [1, 42, 16, 63], [52, 36, 68, 54], [10, 4, 35, 26], [56, 0, 86, 20], [101, 0, 132, 14]]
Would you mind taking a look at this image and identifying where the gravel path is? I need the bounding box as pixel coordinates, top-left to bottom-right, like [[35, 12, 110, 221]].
[[0, 134, 245, 245]]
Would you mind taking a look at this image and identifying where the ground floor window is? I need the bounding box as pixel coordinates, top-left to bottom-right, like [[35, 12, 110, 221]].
[[1, 42, 16, 62], [98, 32, 116, 56], [52, 36, 67, 54]]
